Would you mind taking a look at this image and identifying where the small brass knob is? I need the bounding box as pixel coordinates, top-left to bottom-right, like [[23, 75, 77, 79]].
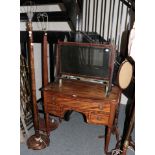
[[97, 116, 101, 120], [52, 97, 55, 101], [99, 104, 103, 110]]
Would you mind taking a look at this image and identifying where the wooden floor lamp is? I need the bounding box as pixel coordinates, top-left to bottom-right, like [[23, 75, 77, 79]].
[[37, 12, 59, 134], [22, 1, 50, 150]]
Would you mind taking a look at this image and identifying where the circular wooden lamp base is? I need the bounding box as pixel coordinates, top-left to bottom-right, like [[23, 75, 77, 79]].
[[50, 118, 59, 131], [39, 118, 59, 132], [27, 134, 50, 150]]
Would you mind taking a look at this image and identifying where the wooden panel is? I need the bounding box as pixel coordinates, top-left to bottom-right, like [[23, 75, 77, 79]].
[[47, 104, 62, 116]]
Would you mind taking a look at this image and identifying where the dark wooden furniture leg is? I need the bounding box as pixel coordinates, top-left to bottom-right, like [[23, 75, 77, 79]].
[[104, 102, 120, 154], [112, 105, 120, 142], [104, 127, 112, 154], [45, 113, 50, 137]]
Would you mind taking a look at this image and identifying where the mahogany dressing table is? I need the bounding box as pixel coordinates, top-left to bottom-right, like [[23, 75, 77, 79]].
[[42, 41, 121, 154]]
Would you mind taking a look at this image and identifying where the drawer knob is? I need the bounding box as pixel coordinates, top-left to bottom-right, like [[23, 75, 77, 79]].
[[72, 94, 77, 97], [97, 116, 102, 120], [99, 104, 103, 110], [52, 97, 56, 101]]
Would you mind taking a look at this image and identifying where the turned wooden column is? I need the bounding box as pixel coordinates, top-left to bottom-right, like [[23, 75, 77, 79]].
[[42, 32, 50, 136], [26, 22, 50, 150], [27, 21, 40, 137], [42, 32, 59, 134], [42, 32, 48, 87]]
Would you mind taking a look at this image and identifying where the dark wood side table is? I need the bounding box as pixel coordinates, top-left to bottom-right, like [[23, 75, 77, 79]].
[[42, 79, 121, 154]]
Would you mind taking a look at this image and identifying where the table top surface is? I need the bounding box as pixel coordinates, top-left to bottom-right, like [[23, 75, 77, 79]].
[[43, 79, 121, 101]]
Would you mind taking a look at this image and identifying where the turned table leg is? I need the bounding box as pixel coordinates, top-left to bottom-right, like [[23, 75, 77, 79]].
[[104, 127, 112, 154], [45, 113, 50, 136], [113, 101, 120, 142]]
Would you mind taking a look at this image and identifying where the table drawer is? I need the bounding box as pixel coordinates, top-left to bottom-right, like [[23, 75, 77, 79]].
[[44, 93, 111, 119], [88, 112, 109, 125], [49, 96, 110, 112]]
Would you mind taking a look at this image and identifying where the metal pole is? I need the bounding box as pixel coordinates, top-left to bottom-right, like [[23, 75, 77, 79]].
[[115, 0, 121, 46], [107, 0, 112, 41], [92, 0, 96, 32], [99, 0, 104, 35], [95, 0, 99, 33], [102, 0, 107, 38], [84, 0, 88, 32], [81, 0, 84, 31], [110, 0, 116, 40], [87, 0, 90, 32], [117, 1, 124, 51]]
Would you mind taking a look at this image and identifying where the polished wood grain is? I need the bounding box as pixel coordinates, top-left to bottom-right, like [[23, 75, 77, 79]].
[[42, 32, 48, 87], [42, 79, 121, 154], [44, 79, 120, 100], [27, 21, 40, 136]]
